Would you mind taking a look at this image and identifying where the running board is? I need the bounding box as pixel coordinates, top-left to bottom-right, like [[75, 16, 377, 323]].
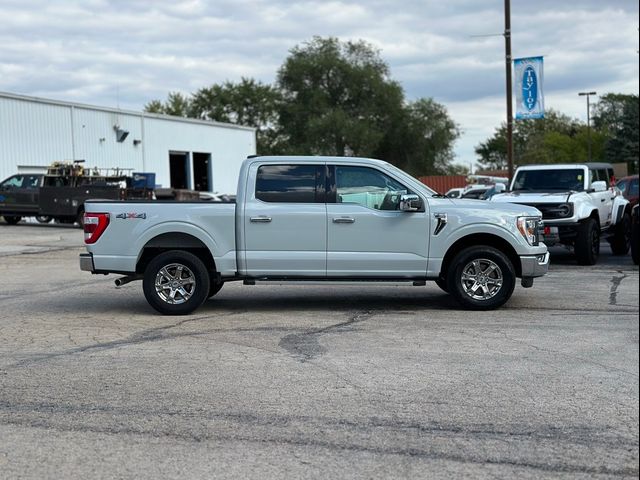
[[243, 279, 427, 287]]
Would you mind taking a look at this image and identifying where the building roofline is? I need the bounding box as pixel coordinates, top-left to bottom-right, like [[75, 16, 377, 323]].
[[0, 91, 256, 133]]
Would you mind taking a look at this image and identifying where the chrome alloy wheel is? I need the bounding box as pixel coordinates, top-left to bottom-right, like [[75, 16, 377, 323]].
[[460, 258, 503, 301], [154, 263, 196, 305]]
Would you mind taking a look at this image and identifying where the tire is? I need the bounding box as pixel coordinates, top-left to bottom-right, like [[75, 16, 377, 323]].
[[575, 218, 600, 265], [609, 213, 631, 255], [35, 215, 53, 224], [631, 213, 639, 266], [3, 215, 22, 225], [142, 250, 210, 315], [446, 246, 516, 310], [208, 279, 224, 298], [434, 277, 449, 293], [75, 208, 85, 228]]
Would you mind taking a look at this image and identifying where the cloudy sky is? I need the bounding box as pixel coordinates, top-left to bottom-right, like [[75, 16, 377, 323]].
[[1, 0, 638, 168]]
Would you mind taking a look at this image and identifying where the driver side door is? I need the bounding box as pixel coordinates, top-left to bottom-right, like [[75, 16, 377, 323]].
[[326, 165, 430, 277]]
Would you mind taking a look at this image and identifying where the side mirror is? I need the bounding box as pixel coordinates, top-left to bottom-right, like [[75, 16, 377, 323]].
[[592, 180, 607, 192], [494, 183, 506, 193], [400, 194, 420, 212]]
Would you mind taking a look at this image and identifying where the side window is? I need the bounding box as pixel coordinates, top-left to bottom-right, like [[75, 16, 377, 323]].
[[629, 178, 639, 197], [255, 165, 324, 203], [597, 169, 610, 187], [0, 175, 24, 189], [335, 166, 411, 211], [26, 175, 40, 188]]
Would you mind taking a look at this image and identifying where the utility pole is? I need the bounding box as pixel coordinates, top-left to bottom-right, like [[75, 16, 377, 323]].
[[504, 0, 514, 181], [578, 91, 597, 162]]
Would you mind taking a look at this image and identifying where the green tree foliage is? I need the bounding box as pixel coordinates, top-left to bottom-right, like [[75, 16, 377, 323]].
[[145, 36, 460, 176], [276, 36, 405, 158], [189, 79, 284, 154], [475, 109, 607, 170], [592, 93, 639, 173]]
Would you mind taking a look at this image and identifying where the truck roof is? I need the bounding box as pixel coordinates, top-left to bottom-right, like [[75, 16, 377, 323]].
[[244, 155, 391, 168], [515, 162, 613, 171]]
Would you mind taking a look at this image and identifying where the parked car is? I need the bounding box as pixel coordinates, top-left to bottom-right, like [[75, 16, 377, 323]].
[[445, 187, 464, 198], [616, 174, 639, 208]]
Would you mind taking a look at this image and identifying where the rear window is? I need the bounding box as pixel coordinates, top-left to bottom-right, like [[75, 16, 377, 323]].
[[255, 165, 324, 203]]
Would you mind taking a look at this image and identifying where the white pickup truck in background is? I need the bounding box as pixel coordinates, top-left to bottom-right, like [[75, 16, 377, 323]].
[[80, 156, 549, 314], [491, 163, 631, 265]]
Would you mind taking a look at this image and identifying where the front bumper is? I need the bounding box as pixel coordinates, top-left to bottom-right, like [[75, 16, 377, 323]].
[[520, 251, 550, 278], [79, 253, 95, 272]]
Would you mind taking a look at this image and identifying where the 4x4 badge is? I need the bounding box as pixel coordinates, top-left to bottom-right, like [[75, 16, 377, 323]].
[[116, 212, 146, 219]]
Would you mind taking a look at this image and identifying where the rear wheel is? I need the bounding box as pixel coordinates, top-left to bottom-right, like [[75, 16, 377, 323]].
[[446, 246, 515, 310], [3, 215, 21, 225], [631, 210, 639, 265], [609, 213, 631, 255], [575, 218, 599, 265], [143, 250, 210, 315], [75, 208, 85, 228], [35, 215, 52, 224]]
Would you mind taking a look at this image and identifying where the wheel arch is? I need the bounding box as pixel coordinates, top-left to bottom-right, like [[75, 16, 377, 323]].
[[136, 232, 217, 275], [440, 233, 522, 278]]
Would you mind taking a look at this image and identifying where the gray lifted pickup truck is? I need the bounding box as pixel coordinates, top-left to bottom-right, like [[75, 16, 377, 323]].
[[80, 156, 549, 314]]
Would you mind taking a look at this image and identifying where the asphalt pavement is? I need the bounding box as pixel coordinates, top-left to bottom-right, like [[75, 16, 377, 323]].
[[0, 223, 638, 479]]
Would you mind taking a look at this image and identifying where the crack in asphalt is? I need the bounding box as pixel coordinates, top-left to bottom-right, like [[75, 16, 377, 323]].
[[609, 271, 628, 305], [278, 310, 373, 361], [8, 315, 215, 368]]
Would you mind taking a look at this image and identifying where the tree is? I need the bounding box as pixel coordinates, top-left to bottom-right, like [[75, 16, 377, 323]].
[[592, 93, 639, 173], [189, 78, 284, 154], [277, 36, 405, 157], [380, 98, 460, 176], [276, 36, 459, 175], [144, 92, 191, 117], [475, 109, 605, 169]]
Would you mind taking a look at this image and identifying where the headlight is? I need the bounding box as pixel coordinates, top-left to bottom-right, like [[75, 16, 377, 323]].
[[517, 216, 541, 246]]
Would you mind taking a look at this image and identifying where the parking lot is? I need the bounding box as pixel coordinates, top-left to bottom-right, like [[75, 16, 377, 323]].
[[0, 223, 638, 479]]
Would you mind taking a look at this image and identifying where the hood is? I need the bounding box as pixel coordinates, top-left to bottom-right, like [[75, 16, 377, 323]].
[[435, 197, 542, 218], [491, 191, 578, 203]]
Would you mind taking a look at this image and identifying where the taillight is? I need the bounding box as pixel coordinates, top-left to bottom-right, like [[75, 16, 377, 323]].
[[84, 213, 110, 244]]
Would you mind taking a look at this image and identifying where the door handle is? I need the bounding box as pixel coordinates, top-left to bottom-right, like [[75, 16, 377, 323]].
[[333, 217, 355, 224], [601, 199, 605, 202], [250, 216, 272, 223]]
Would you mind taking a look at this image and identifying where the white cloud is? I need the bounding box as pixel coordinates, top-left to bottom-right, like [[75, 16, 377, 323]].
[[0, 0, 638, 168]]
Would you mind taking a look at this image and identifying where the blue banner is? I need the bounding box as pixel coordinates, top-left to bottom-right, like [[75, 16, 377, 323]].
[[514, 56, 544, 119]]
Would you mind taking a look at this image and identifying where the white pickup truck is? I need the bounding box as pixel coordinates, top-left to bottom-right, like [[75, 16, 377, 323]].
[[80, 156, 549, 314], [491, 163, 631, 265]]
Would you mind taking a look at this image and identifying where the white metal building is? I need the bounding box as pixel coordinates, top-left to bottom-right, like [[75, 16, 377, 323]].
[[0, 92, 256, 194]]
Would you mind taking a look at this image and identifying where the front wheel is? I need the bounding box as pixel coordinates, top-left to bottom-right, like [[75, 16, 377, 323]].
[[575, 218, 600, 265], [35, 215, 53, 224], [143, 250, 210, 315], [446, 246, 516, 310]]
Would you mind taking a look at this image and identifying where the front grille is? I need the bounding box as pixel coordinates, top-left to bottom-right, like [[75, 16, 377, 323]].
[[523, 203, 573, 220]]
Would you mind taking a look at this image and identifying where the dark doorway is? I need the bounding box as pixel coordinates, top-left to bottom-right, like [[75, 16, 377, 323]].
[[169, 152, 189, 189], [192, 152, 211, 191]]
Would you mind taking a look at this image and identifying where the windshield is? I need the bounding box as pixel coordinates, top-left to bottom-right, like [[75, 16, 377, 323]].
[[512, 168, 585, 192]]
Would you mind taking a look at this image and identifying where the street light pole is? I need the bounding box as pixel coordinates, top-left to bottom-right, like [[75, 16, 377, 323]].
[[578, 91, 597, 162]]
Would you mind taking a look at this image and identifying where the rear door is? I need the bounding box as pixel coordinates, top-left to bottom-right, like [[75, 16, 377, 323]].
[[243, 163, 327, 277], [326, 164, 429, 277]]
